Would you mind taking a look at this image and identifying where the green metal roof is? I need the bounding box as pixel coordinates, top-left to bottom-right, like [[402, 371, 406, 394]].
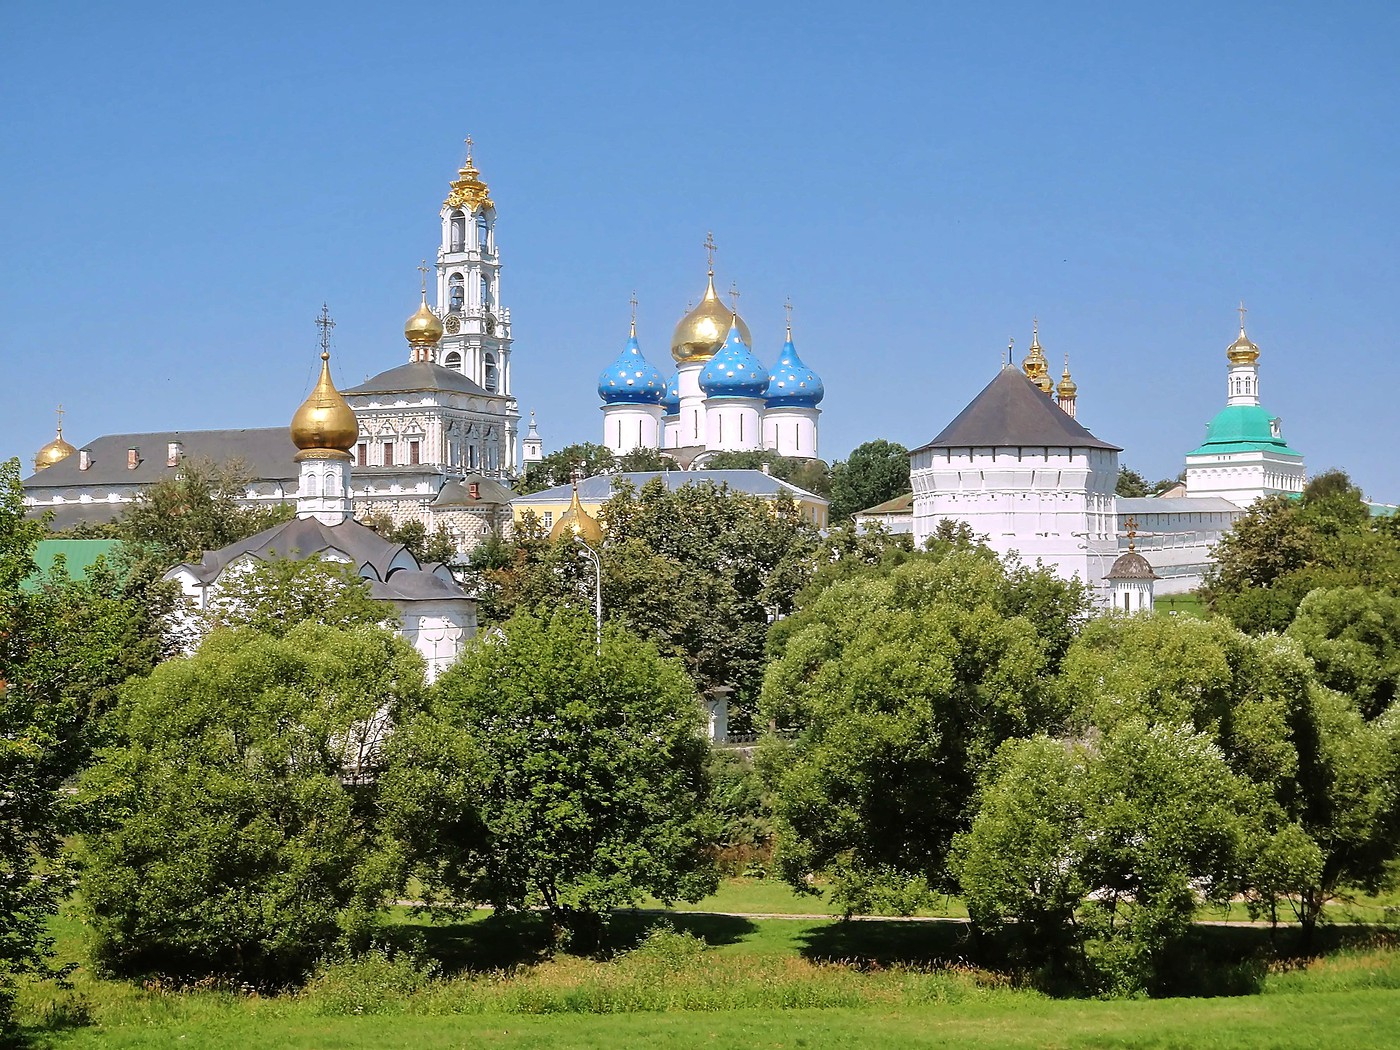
[[1187, 405, 1302, 458], [23, 539, 123, 591]]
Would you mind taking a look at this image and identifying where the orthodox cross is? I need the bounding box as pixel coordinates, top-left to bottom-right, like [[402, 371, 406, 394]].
[[703, 231, 717, 273], [1124, 516, 1139, 552], [418, 259, 431, 296], [464, 135, 474, 162], [316, 303, 335, 357], [729, 281, 741, 313], [784, 296, 793, 338], [629, 290, 638, 334], [1237, 299, 1248, 331], [55, 403, 65, 433]]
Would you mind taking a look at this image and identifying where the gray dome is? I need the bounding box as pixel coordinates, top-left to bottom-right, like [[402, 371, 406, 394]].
[[1106, 551, 1157, 580]]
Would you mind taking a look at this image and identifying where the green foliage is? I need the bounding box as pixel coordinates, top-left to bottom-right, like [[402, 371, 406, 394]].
[[614, 447, 672, 472], [761, 551, 1087, 913], [361, 513, 459, 566], [77, 623, 424, 984], [827, 439, 910, 524], [707, 751, 774, 874], [113, 457, 293, 569], [201, 555, 396, 638], [1204, 470, 1400, 633], [954, 724, 1259, 994], [382, 610, 718, 938], [1287, 586, 1400, 719], [515, 443, 617, 495], [1116, 466, 1151, 498], [702, 449, 832, 498]]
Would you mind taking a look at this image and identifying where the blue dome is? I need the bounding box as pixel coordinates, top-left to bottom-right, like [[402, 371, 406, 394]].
[[765, 335, 824, 408], [661, 372, 680, 415], [699, 325, 768, 399], [598, 330, 665, 405]]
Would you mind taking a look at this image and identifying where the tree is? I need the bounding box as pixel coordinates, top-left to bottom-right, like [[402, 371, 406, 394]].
[[827, 440, 910, 524], [1287, 587, 1400, 720], [115, 457, 293, 569], [760, 551, 1083, 914], [200, 555, 396, 638], [381, 610, 717, 942], [515, 442, 616, 495], [77, 623, 422, 983], [954, 722, 1257, 995], [615, 447, 672, 472], [1116, 466, 1151, 498], [702, 449, 832, 498], [361, 513, 458, 565]]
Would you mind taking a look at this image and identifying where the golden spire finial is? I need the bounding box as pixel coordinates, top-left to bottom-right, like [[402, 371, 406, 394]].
[[1237, 299, 1247, 335], [418, 259, 430, 298], [315, 302, 335, 361], [464, 134, 474, 163], [292, 306, 359, 457], [703, 231, 717, 275], [629, 290, 638, 338], [1031, 316, 1041, 347], [55, 403, 64, 437], [728, 280, 741, 314], [784, 296, 793, 340], [1125, 516, 1139, 552]]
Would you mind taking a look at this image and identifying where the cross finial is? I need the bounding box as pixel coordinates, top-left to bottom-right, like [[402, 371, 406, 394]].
[[418, 259, 430, 297], [55, 403, 64, 436], [1237, 299, 1248, 334], [464, 134, 474, 162], [784, 296, 793, 339], [629, 290, 638, 336], [728, 281, 741, 314], [316, 303, 335, 360], [1005, 337, 1013, 369], [1125, 515, 1139, 551], [1032, 316, 1040, 344], [703, 231, 717, 274]]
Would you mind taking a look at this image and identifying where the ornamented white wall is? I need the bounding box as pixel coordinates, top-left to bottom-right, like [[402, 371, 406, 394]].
[[1184, 450, 1305, 506], [393, 599, 476, 682]]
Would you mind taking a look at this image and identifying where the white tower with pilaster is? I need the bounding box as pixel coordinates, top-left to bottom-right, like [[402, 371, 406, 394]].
[[763, 306, 824, 458], [598, 303, 665, 455]]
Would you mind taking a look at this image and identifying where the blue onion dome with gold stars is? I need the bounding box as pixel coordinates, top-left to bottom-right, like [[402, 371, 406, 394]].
[[661, 372, 680, 415], [597, 321, 665, 405], [700, 320, 768, 399], [765, 326, 824, 408]]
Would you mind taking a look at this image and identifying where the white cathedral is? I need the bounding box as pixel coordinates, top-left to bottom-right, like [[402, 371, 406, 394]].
[[594, 242, 825, 464]]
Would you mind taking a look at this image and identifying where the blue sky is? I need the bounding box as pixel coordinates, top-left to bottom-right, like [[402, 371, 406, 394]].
[[3, 1, 1398, 498]]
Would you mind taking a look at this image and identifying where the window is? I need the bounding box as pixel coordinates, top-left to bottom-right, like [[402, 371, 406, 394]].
[[383, 442, 394, 467], [480, 274, 491, 309], [542, 511, 554, 528], [449, 273, 464, 312], [485, 354, 498, 393], [357, 443, 367, 467], [450, 210, 465, 252], [444, 350, 462, 370], [477, 210, 489, 249], [409, 440, 420, 466]]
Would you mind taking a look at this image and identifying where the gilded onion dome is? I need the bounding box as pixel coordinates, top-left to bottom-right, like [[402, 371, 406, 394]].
[[291, 351, 359, 458], [671, 270, 752, 364], [405, 294, 445, 348], [1021, 319, 1054, 394], [1227, 323, 1260, 365], [765, 322, 824, 408], [33, 420, 76, 471], [1057, 355, 1078, 399], [700, 321, 769, 399], [549, 479, 604, 545], [661, 372, 681, 416], [598, 320, 666, 405]]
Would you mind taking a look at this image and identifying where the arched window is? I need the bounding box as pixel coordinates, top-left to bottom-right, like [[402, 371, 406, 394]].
[[444, 350, 462, 371], [484, 353, 498, 393], [480, 274, 491, 310], [476, 210, 489, 249], [449, 210, 466, 252], [306, 474, 319, 497], [449, 273, 464, 312]]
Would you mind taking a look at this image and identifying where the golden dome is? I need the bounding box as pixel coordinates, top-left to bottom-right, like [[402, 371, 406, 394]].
[[671, 271, 752, 364], [1057, 355, 1078, 398], [291, 351, 359, 458], [405, 295, 445, 347], [1227, 326, 1260, 365], [1021, 320, 1053, 393], [33, 424, 76, 471], [549, 481, 604, 546]]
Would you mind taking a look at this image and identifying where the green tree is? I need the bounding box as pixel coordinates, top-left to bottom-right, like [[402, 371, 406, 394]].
[[1116, 466, 1151, 498], [615, 447, 672, 472], [827, 439, 910, 524], [77, 623, 421, 983], [1286, 586, 1400, 720], [954, 722, 1258, 995], [361, 512, 458, 565], [515, 442, 616, 495], [115, 457, 293, 569], [382, 610, 717, 942], [200, 555, 396, 638], [760, 551, 1081, 913], [703, 449, 832, 498]]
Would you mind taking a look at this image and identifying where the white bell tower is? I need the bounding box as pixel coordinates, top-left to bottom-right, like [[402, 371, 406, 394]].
[[436, 137, 519, 471]]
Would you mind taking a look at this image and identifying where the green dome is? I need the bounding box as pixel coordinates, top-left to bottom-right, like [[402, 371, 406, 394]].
[[1188, 405, 1301, 457]]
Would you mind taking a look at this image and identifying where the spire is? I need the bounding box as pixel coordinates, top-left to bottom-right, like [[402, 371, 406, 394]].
[[629, 290, 638, 338], [1057, 353, 1078, 418], [784, 296, 794, 341], [444, 134, 493, 212], [1021, 317, 1053, 393]]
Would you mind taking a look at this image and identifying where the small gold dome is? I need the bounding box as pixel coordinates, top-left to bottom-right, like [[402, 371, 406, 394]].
[[291, 351, 359, 457], [549, 482, 604, 546], [1021, 320, 1054, 392], [405, 296, 445, 347], [33, 426, 76, 471], [671, 271, 752, 364], [1227, 327, 1260, 365], [1057, 356, 1077, 398]]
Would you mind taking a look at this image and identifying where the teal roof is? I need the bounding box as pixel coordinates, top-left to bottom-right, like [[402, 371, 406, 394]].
[[24, 539, 122, 591], [1187, 405, 1302, 458]]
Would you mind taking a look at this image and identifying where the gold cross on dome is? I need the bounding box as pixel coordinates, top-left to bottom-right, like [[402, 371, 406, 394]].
[[464, 135, 474, 161], [703, 231, 717, 272], [316, 303, 335, 356], [784, 296, 793, 337], [55, 403, 64, 430], [728, 281, 741, 312], [418, 259, 430, 295], [1125, 515, 1139, 551], [1238, 299, 1248, 331]]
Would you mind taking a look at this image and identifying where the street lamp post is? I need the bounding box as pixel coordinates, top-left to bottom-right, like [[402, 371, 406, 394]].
[[575, 534, 602, 655]]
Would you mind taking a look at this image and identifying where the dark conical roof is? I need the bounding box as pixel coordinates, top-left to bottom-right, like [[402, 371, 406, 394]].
[[911, 369, 1121, 453], [1106, 551, 1157, 580]]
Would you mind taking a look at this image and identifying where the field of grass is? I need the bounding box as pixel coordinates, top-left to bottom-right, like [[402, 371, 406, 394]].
[[16, 885, 1400, 1048]]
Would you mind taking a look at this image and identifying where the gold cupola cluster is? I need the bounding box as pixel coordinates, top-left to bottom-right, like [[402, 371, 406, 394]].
[[33, 408, 76, 471], [549, 478, 604, 545], [1021, 319, 1054, 393], [444, 137, 493, 213], [291, 350, 359, 459]]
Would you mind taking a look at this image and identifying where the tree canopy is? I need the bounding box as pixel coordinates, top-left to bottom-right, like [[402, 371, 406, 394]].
[[827, 439, 910, 524]]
